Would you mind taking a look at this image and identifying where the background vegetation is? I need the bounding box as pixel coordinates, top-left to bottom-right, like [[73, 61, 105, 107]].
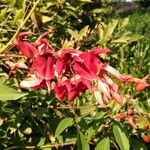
[[0, 0, 149, 149]]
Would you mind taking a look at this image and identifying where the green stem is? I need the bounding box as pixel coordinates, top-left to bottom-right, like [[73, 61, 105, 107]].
[[1, 0, 41, 53]]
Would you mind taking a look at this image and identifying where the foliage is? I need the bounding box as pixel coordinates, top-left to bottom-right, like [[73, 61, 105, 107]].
[[0, 0, 150, 149]]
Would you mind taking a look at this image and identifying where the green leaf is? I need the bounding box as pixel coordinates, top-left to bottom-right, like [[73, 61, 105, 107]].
[[95, 137, 110, 150], [68, 29, 79, 40], [104, 19, 118, 40], [113, 124, 130, 150], [0, 85, 28, 101], [119, 17, 129, 29], [77, 131, 90, 150], [78, 25, 89, 40], [13, 9, 24, 24], [0, 77, 7, 85], [10, 0, 16, 7], [112, 36, 131, 43], [55, 118, 74, 137], [42, 15, 52, 23], [80, 105, 96, 116], [80, 0, 92, 2], [0, 8, 7, 21]]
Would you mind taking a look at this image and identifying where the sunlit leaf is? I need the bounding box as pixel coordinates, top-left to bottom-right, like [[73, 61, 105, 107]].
[[0, 8, 7, 21], [0, 85, 28, 101], [119, 17, 129, 29], [13, 9, 24, 24], [68, 29, 79, 40], [95, 137, 110, 150], [77, 130, 90, 150], [78, 25, 89, 40], [55, 118, 74, 137], [113, 124, 130, 150]]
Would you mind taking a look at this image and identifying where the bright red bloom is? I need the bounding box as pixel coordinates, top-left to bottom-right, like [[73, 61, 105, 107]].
[[73, 48, 109, 81], [55, 49, 81, 76], [14, 32, 38, 57], [32, 54, 55, 80], [54, 76, 91, 102], [35, 31, 54, 55], [15, 32, 149, 105]]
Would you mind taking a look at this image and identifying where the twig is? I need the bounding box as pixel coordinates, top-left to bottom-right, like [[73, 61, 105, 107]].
[[1, 0, 41, 53], [4, 141, 76, 150], [48, 104, 108, 110], [0, 54, 26, 58], [40, 141, 76, 148]]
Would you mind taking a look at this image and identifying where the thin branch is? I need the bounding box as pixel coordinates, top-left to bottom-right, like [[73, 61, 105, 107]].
[[0, 54, 26, 58], [40, 141, 76, 148], [1, 0, 41, 53], [4, 141, 76, 150], [48, 104, 108, 110]]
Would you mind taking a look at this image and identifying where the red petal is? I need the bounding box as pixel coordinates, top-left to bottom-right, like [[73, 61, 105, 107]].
[[55, 59, 66, 75], [17, 41, 37, 57], [32, 56, 47, 79], [16, 32, 31, 40], [54, 82, 68, 100], [45, 57, 55, 80], [73, 52, 99, 80]]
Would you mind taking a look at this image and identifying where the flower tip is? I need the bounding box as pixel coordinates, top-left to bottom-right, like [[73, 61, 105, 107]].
[[135, 83, 150, 92], [17, 32, 31, 39]]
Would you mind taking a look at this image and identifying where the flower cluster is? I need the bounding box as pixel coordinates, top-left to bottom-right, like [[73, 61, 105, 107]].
[[14, 32, 149, 106]]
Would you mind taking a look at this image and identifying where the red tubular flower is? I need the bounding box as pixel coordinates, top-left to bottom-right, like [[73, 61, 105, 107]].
[[73, 47, 109, 81], [54, 80, 69, 100], [32, 54, 55, 80], [54, 76, 91, 102], [55, 49, 81, 76], [16, 31, 149, 105], [73, 52, 100, 80], [35, 31, 54, 55], [20, 53, 56, 93], [14, 32, 38, 57]]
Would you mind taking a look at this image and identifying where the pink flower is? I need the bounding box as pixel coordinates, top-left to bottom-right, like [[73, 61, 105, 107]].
[[103, 64, 122, 80], [94, 90, 105, 106], [98, 80, 111, 99], [16, 31, 149, 105], [135, 75, 150, 91], [121, 74, 150, 91]]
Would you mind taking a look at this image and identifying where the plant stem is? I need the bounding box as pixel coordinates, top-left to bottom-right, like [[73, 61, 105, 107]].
[[4, 141, 76, 150], [1, 0, 41, 53], [0, 54, 26, 58]]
